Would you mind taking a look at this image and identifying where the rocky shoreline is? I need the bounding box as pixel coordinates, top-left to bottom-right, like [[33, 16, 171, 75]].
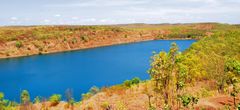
[[0, 24, 209, 59]]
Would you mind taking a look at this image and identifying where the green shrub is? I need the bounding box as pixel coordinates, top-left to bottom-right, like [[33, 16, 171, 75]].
[[0, 92, 3, 100], [179, 94, 199, 108], [124, 80, 131, 87], [131, 77, 140, 84], [0, 92, 5, 109], [63, 37, 67, 42], [20, 90, 30, 104], [225, 59, 240, 74], [49, 94, 61, 104], [15, 41, 23, 48], [80, 35, 89, 42], [123, 77, 141, 87], [179, 94, 192, 107], [0, 92, 16, 109]]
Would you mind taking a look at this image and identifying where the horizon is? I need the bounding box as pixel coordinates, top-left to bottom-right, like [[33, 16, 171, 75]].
[[0, 22, 238, 27], [0, 0, 240, 26]]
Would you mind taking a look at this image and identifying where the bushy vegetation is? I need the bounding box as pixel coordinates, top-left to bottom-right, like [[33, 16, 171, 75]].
[[0, 92, 18, 110], [0, 23, 226, 42], [81, 86, 100, 100], [183, 31, 240, 81], [20, 90, 30, 104], [0, 26, 125, 42], [2, 23, 235, 58], [101, 101, 111, 110], [123, 77, 141, 87], [148, 43, 195, 109], [15, 41, 22, 48], [0, 92, 6, 109], [178, 94, 198, 108], [49, 94, 61, 105], [80, 35, 89, 42], [146, 26, 240, 109]]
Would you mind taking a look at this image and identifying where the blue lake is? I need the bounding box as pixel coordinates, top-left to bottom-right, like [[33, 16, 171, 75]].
[[0, 40, 195, 101]]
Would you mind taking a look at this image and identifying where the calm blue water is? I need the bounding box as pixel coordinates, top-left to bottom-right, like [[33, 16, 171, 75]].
[[0, 40, 195, 101]]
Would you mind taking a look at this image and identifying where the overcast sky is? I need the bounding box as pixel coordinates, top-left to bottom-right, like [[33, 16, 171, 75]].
[[0, 0, 239, 26]]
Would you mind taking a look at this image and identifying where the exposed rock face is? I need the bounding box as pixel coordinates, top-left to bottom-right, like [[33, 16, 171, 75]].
[[0, 23, 214, 59]]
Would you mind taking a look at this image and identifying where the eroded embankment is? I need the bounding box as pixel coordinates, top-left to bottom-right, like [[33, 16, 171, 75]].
[[0, 25, 201, 59]]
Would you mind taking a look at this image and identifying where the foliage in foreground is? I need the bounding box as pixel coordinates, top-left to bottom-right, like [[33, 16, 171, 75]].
[[146, 27, 240, 109], [148, 43, 199, 109]]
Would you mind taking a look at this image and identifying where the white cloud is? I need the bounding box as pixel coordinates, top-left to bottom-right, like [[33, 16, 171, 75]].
[[43, 19, 50, 23], [89, 18, 96, 22], [10, 17, 18, 21], [71, 17, 79, 20], [99, 19, 106, 22], [54, 14, 61, 17], [24, 18, 30, 21], [45, 0, 150, 7], [1, 0, 240, 25], [80, 18, 97, 22]]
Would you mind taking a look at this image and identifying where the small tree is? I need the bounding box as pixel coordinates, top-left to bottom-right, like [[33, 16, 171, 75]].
[[49, 94, 61, 106], [15, 41, 23, 48], [65, 89, 75, 109], [20, 90, 30, 104], [131, 77, 141, 85], [123, 77, 141, 88], [225, 59, 240, 107], [20, 90, 31, 110], [123, 80, 132, 88], [148, 43, 181, 108], [0, 92, 5, 109], [175, 53, 188, 109], [214, 56, 226, 93]]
